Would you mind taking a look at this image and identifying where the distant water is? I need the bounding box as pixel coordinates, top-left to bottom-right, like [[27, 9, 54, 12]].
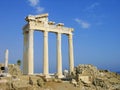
[[116, 71, 120, 74]]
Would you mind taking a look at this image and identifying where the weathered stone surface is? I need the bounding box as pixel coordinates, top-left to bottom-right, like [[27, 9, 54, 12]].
[[78, 75, 91, 84], [75, 64, 99, 77], [71, 64, 120, 90], [0, 64, 22, 76], [0, 64, 120, 90], [37, 78, 45, 87]]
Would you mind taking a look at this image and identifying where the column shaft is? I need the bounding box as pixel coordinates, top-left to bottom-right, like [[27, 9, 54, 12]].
[[4, 49, 9, 74], [57, 33, 63, 78], [28, 29, 34, 74], [23, 30, 34, 74], [43, 31, 49, 77], [68, 34, 74, 74], [23, 32, 28, 74]]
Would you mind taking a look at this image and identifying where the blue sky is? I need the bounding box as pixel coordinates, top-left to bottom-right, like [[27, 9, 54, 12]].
[[0, 0, 120, 73]]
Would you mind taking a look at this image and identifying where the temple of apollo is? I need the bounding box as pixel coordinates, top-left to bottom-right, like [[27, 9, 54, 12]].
[[23, 13, 74, 78]]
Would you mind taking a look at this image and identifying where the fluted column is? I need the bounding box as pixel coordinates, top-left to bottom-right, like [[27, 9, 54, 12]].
[[23, 29, 34, 75], [28, 29, 34, 74], [68, 33, 74, 74], [23, 31, 28, 74], [57, 33, 64, 78], [43, 31, 50, 78]]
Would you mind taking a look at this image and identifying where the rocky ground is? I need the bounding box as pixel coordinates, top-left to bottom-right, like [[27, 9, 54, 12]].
[[0, 64, 120, 90], [72, 64, 120, 90]]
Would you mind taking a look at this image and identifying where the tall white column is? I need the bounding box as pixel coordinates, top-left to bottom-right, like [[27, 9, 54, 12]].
[[28, 29, 34, 74], [57, 33, 64, 78], [68, 33, 74, 74], [23, 31, 28, 74], [43, 31, 50, 78], [23, 29, 34, 75], [4, 49, 9, 74]]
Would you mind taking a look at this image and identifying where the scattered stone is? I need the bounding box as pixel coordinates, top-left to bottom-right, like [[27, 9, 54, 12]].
[[0, 64, 120, 90], [71, 79, 78, 87], [29, 77, 33, 85], [71, 64, 120, 90], [37, 78, 45, 87]]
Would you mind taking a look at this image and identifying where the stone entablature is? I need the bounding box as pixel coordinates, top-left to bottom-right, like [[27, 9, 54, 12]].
[[23, 13, 73, 34]]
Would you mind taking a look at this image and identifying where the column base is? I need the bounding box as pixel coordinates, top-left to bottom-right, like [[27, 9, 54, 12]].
[[56, 74, 64, 78], [28, 73, 34, 75], [44, 74, 51, 78]]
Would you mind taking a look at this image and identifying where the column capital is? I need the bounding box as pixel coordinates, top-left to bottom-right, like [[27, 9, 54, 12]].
[[23, 31, 28, 35], [43, 31, 48, 37], [56, 31, 62, 34], [57, 33, 62, 41], [29, 29, 34, 32], [24, 29, 34, 35], [68, 33, 73, 40]]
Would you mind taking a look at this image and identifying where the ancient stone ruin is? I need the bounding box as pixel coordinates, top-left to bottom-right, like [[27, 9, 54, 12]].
[[0, 13, 120, 90], [23, 13, 74, 78]]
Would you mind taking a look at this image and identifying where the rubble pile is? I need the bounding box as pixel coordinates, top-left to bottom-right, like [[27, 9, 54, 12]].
[[71, 64, 120, 90], [0, 64, 22, 76], [0, 75, 46, 90], [0, 63, 120, 90], [75, 64, 99, 76], [8, 64, 22, 76]]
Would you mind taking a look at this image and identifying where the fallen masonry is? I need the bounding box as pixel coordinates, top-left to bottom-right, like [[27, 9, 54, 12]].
[[0, 64, 120, 90]]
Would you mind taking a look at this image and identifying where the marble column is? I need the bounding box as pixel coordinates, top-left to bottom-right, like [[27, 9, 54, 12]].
[[23, 31, 28, 74], [23, 29, 34, 75], [28, 29, 34, 74], [43, 31, 50, 78], [68, 33, 74, 74], [57, 33, 64, 78], [4, 49, 9, 74]]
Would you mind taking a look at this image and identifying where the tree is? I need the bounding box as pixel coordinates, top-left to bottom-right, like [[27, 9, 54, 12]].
[[17, 59, 21, 66]]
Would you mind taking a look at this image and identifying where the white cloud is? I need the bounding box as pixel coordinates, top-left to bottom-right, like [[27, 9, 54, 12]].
[[28, 0, 44, 13], [85, 2, 100, 11], [28, 0, 39, 7], [90, 2, 99, 9], [36, 6, 44, 13], [74, 18, 90, 29]]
